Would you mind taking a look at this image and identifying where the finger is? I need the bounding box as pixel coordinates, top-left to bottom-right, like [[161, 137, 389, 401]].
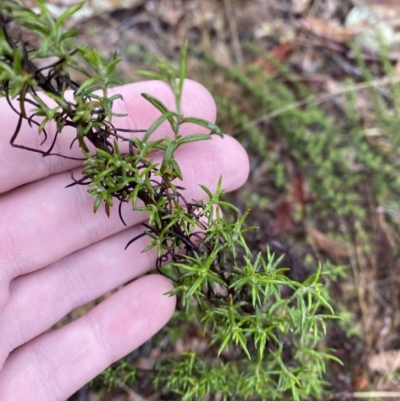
[[0, 206, 224, 366], [0, 275, 175, 401], [0, 136, 249, 307], [0, 79, 216, 194], [0, 225, 154, 367]]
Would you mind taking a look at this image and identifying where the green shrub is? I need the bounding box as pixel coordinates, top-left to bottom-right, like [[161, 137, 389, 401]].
[[0, 2, 341, 399]]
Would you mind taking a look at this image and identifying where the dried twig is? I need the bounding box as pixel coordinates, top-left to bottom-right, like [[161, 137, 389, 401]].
[[223, 0, 243, 67], [232, 76, 400, 135]]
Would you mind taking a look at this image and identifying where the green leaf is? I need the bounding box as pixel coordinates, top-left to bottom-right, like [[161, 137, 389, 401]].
[[60, 29, 79, 41], [187, 276, 205, 298], [177, 134, 212, 146], [106, 53, 121, 76], [143, 111, 175, 142], [217, 333, 232, 357], [217, 201, 239, 212], [325, 353, 344, 365], [235, 331, 251, 360], [75, 77, 99, 95], [181, 117, 223, 137], [93, 194, 103, 213], [178, 41, 188, 99], [141, 93, 171, 115], [199, 184, 213, 199], [160, 139, 177, 173], [137, 70, 165, 81], [170, 158, 183, 180], [55, 1, 84, 27]]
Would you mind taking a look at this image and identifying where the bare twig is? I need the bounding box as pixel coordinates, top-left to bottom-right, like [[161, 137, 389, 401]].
[[116, 378, 149, 401], [352, 391, 400, 398], [223, 0, 243, 67], [232, 76, 400, 135]]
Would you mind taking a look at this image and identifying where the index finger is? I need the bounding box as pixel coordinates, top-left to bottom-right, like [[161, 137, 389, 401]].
[[0, 79, 216, 194]]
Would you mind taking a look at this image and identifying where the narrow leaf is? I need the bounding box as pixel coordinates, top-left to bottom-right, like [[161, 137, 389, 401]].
[[137, 71, 165, 81], [143, 112, 175, 142], [75, 77, 99, 95], [178, 41, 188, 99], [181, 117, 223, 136], [177, 134, 212, 145], [141, 93, 171, 115], [160, 141, 177, 173], [55, 1, 84, 27], [170, 158, 183, 180]]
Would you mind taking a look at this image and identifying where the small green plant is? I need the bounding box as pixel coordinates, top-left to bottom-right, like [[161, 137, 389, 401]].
[[0, 1, 339, 399], [199, 33, 400, 394], [210, 43, 400, 220]]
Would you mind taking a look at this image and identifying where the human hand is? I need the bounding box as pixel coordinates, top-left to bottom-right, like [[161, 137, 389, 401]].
[[0, 80, 249, 400]]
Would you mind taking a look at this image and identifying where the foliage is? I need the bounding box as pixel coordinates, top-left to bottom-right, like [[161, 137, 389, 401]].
[[200, 36, 400, 395], [0, 2, 340, 400], [209, 44, 400, 221]]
